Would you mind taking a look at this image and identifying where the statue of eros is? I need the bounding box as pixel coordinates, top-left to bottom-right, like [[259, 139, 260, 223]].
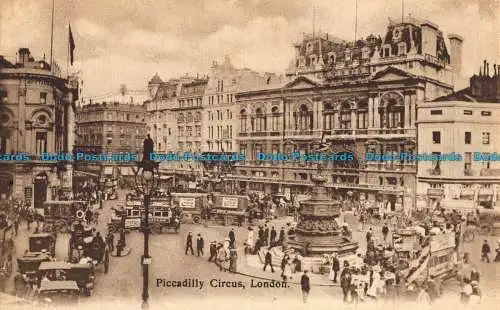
[[311, 133, 332, 172]]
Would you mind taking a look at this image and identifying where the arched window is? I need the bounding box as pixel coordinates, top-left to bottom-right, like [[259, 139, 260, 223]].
[[255, 108, 266, 132], [195, 111, 201, 122], [386, 99, 404, 128], [295, 104, 312, 131], [357, 101, 368, 129], [271, 107, 280, 131], [240, 109, 247, 133], [178, 113, 184, 123], [323, 103, 334, 130], [340, 103, 351, 129]]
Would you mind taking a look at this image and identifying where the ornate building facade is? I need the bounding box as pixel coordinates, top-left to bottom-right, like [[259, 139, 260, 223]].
[[74, 102, 146, 177], [232, 17, 462, 211], [417, 62, 500, 209], [0, 48, 78, 207]]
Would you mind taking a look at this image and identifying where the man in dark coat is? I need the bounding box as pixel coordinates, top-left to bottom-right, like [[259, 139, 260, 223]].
[[270, 226, 277, 247], [264, 224, 269, 246], [208, 241, 217, 262], [366, 228, 373, 244], [382, 223, 389, 242], [258, 226, 264, 243], [196, 233, 204, 256], [143, 134, 154, 162], [481, 240, 490, 263], [263, 249, 274, 272], [340, 262, 352, 302], [228, 229, 235, 249], [185, 232, 194, 255], [331, 254, 340, 283], [278, 227, 285, 245], [301, 270, 310, 304]]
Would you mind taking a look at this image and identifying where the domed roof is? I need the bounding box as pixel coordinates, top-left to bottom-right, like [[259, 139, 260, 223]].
[[149, 73, 163, 84]]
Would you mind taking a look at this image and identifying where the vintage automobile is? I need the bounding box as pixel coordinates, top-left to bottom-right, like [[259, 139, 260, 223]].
[[107, 205, 128, 233], [28, 232, 57, 257], [38, 261, 95, 296], [16, 252, 52, 284], [148, 206, 182, 234], [68, 229, 109, 274], [37, 280, 80, 305], [43, 200, 87, 233]]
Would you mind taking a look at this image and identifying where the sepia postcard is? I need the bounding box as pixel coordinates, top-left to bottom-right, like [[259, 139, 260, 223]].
[[0, 0, 498, 309]]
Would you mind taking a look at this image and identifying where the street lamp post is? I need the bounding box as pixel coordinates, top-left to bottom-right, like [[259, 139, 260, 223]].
[[133, 160, 158, 309]]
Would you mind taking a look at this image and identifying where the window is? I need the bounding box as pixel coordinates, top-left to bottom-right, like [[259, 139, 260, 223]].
[[186, 126, 192, 137], [107, 113, 113, 120], [430, 110, 442, 115], [126, 114, 130, 120], [432, 131, 441, 144], [482, 132, 490, 144], [465, 132, 471, 144], [195, 126, 201, 137], [107, 137, 112, 145], [464, 152, 472, 173], [463, 110, 473, 115], [481, 111, 492, 116], [40, 92, 47, 104], [35, 132, 47, 155]]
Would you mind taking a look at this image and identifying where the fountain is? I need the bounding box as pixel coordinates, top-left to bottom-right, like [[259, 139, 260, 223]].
[[289, 173, 359, 257]]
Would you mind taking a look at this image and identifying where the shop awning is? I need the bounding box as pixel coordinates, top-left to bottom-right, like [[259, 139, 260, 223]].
[[104, 167, 114, 175]]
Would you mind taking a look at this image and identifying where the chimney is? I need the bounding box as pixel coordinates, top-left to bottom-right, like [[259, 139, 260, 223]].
[[494, 64, 497, 76], [420, 21, 439, 57], [486, 62, 490, 77], [483, 60, 487, 77], [18, 48, 31, 65], [447, 34, 464, 76], [480, 67, 482, 76]]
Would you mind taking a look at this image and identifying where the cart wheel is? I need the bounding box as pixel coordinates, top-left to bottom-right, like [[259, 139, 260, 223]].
[[463, 230, 475, 243], [104, 252, 109, 274], [192, 216, 201, 224]]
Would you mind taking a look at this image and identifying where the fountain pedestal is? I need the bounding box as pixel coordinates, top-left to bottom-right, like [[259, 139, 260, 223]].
[[288, 175, 358, 257]]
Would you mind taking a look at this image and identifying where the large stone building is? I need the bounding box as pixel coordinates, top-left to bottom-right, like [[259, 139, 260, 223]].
[[203, 56, 281, 153], [232, 16, 461, 212], [74, 101, 147, 177], [0, 48, 78, 207], [417, 62, 500, 209]]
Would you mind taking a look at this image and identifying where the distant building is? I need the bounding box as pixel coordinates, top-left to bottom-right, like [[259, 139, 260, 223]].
[[0, 48, 78, 207], [75, 101, 146, 177], [417, 61, 500, 209]]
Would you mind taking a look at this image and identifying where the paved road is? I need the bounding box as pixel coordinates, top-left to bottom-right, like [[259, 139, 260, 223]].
[[6, 190, 500, 308]]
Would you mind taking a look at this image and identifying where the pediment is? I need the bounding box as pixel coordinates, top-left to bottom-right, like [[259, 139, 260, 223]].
[[282, 76, 321, 89], [371, 66, 414, 82]]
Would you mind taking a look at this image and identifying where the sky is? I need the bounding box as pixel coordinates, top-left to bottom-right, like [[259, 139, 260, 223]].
[[0, 0, 498, 99]]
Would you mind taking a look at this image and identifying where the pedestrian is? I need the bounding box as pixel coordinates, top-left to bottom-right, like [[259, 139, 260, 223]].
[[329, 253, 340, 283], [278, 227, 285, 245], [228, 228, 235, 249], [196, 233, 204, 256], [382, 223, 389, 243], [26, 212, 33, 231], [264, 224, 269, 246], [460, 278, 472, 304], [481, 240, 490, 263], [14, 215, 19, 236], [263, 249, 274, 272], [185, 232, 194, 255], [270, 226, 277, 247], [470, 267, 480, 282], [366, 228, 373, 243], [258, 226, 264, 244], [300, 270, 310, 304], [341, 261, 352, 302], [85, 209, 92, 225], [208, 241, 217, 262], [106, 232, 114, 252]]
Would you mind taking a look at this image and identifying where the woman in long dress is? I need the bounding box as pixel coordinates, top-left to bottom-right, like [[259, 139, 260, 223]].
[[246, 227, 254, 253], [282, 261, 292, 281]]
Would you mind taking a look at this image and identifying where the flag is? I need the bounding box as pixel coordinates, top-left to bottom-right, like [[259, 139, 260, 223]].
[[69, 25, 75, 65]]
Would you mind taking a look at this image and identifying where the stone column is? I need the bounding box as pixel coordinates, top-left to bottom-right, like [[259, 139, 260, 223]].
[[368, 97, 374, 128], [351, 109, 357, 130], [373, 96, 380, 128], [65, 94, 76, 153], [404, 94, 410, 128], [333, 111, 339, 129]]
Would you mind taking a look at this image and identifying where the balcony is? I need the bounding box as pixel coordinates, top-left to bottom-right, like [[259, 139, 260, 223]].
[[427, 168, 441, 176]]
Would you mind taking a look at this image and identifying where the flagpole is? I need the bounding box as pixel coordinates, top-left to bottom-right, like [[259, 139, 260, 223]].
[[67, 24, 69, 78], [49, 0, 55, 73]]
